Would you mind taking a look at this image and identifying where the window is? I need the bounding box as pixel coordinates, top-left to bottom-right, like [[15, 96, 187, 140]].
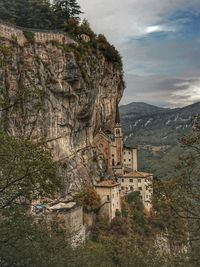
[[112, 154, 114, 157], [129, 159, 131, 162], [112, 159, 115, 166], [138, 179, 141, 183], [116, 129, 120, 135], [122, 178, 124, 182], [129, 179, 133, 183], [107, 195, 110, 201], [130, 186, 133, 191], [121, 186, 124, 190], [124, 159, 126, 162], [138, 187, 142, 191]]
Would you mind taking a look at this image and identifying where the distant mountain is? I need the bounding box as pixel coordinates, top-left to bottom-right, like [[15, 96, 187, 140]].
[[119, 102, 169, 116], [120, 102, 200, 145], [120, 102, 200, 178]]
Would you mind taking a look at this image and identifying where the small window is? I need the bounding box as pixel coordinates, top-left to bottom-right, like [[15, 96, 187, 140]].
[[124, 159, 126, 162], [129, 159, 131, 162], [116, 129, 120, 135], [130, 186, 133, 191], [107, 195, 110, 201], [112, 154, 114, 157], [122, 178, 124, 182], [138, 179, 141, 183], [129, 179, 133, 183], [121, 186, 124, 190], [138, 187, 142, 191]]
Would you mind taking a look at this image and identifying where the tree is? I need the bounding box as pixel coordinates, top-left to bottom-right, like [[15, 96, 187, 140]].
[[0, 0, 54, 29], [0, 0, 83, 30], [153, 117, 200, 265], [75, 185, 101, 211], [0, 132, 61, 210], [53, 0, 83, 28]]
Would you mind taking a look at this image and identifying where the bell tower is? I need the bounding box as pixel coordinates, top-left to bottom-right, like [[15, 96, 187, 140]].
[[112, 105, 123, 173]]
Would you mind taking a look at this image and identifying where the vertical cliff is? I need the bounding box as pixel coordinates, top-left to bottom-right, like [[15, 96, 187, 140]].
[[0, 25, 124, 193]]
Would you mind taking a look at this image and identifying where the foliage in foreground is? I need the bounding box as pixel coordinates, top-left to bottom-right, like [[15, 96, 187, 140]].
[[0, 132, 61, 210]]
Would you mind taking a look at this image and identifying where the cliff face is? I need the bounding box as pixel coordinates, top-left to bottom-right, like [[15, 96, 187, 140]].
[[0, 27, 124, 193]]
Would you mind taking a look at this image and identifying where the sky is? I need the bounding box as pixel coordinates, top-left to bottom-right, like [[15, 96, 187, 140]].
[[78, 0, 200, 108]]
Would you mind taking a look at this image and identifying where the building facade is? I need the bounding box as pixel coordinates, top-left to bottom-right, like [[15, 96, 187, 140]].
[[117, 172, 153, 212], [93, 124, 137, 175], [123, 146, 138, 173], [94, 180, 121, 221], [93, 107, 153, 212]]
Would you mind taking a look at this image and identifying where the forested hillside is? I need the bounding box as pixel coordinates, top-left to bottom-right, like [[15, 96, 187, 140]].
[[120, 102, 200, 178]]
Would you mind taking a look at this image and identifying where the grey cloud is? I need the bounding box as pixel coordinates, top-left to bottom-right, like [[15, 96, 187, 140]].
[[121, 38, 200, 75], [78, 0, 200, 107], [121, 75, 200, 107], [79, 0, 200, 42]]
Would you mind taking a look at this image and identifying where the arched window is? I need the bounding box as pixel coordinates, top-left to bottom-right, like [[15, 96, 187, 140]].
[[99, 143, 103, 149], [116, 129, 120, 135]]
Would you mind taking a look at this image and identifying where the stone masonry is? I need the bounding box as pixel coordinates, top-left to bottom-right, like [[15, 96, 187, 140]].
[[0, 21, 76, 46]]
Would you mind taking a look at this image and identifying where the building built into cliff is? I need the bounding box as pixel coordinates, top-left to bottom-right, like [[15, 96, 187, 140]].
[[33, 201, 86, 246], [93, 108, 138, 175], [94, 107, 153, 212], [94, 180, 121, 222], [117, 172, 153, 212]]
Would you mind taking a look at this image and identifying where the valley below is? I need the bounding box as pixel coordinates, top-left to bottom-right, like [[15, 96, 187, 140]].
[[120, 102, 200, 178]]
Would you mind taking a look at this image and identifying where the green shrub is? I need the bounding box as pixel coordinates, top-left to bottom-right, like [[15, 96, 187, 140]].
[[96, 34, 123, 69], [23, 31, 35, 43]]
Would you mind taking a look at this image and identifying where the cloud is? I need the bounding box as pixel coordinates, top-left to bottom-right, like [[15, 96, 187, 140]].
[[79, 0, 200, 41], [78, 0, 200, 107], [121, 75, 200, 108], [171, 79, 200, 106], [143, 25, 176, 34]]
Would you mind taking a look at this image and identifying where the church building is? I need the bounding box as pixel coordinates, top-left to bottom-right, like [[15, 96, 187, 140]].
[[93, 106, 153, 213], [93, 107, 138, 175]]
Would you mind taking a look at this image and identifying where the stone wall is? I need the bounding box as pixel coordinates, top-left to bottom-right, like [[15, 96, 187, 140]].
[[46, 206, 85, 246], [0, 21, 75, 46]]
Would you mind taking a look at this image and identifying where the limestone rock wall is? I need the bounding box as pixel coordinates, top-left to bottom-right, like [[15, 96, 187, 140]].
[[0, 31, 124, 193], [0, 21, 75, 46]]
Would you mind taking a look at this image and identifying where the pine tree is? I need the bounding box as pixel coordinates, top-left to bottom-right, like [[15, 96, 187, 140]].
[[0, 0, 54, 29], [53, 0, 83, 29]]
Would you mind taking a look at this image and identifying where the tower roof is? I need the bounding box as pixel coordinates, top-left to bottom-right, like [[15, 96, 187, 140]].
[[115, 105, 121, 124]]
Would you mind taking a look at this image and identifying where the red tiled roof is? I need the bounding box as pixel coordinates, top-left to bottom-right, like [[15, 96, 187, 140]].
[[95, 180, 120, 188], [122, 171, 153, 178]]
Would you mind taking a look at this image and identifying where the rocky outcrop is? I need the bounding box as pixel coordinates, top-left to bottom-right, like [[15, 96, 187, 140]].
[[0, 27, 124, 193]]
